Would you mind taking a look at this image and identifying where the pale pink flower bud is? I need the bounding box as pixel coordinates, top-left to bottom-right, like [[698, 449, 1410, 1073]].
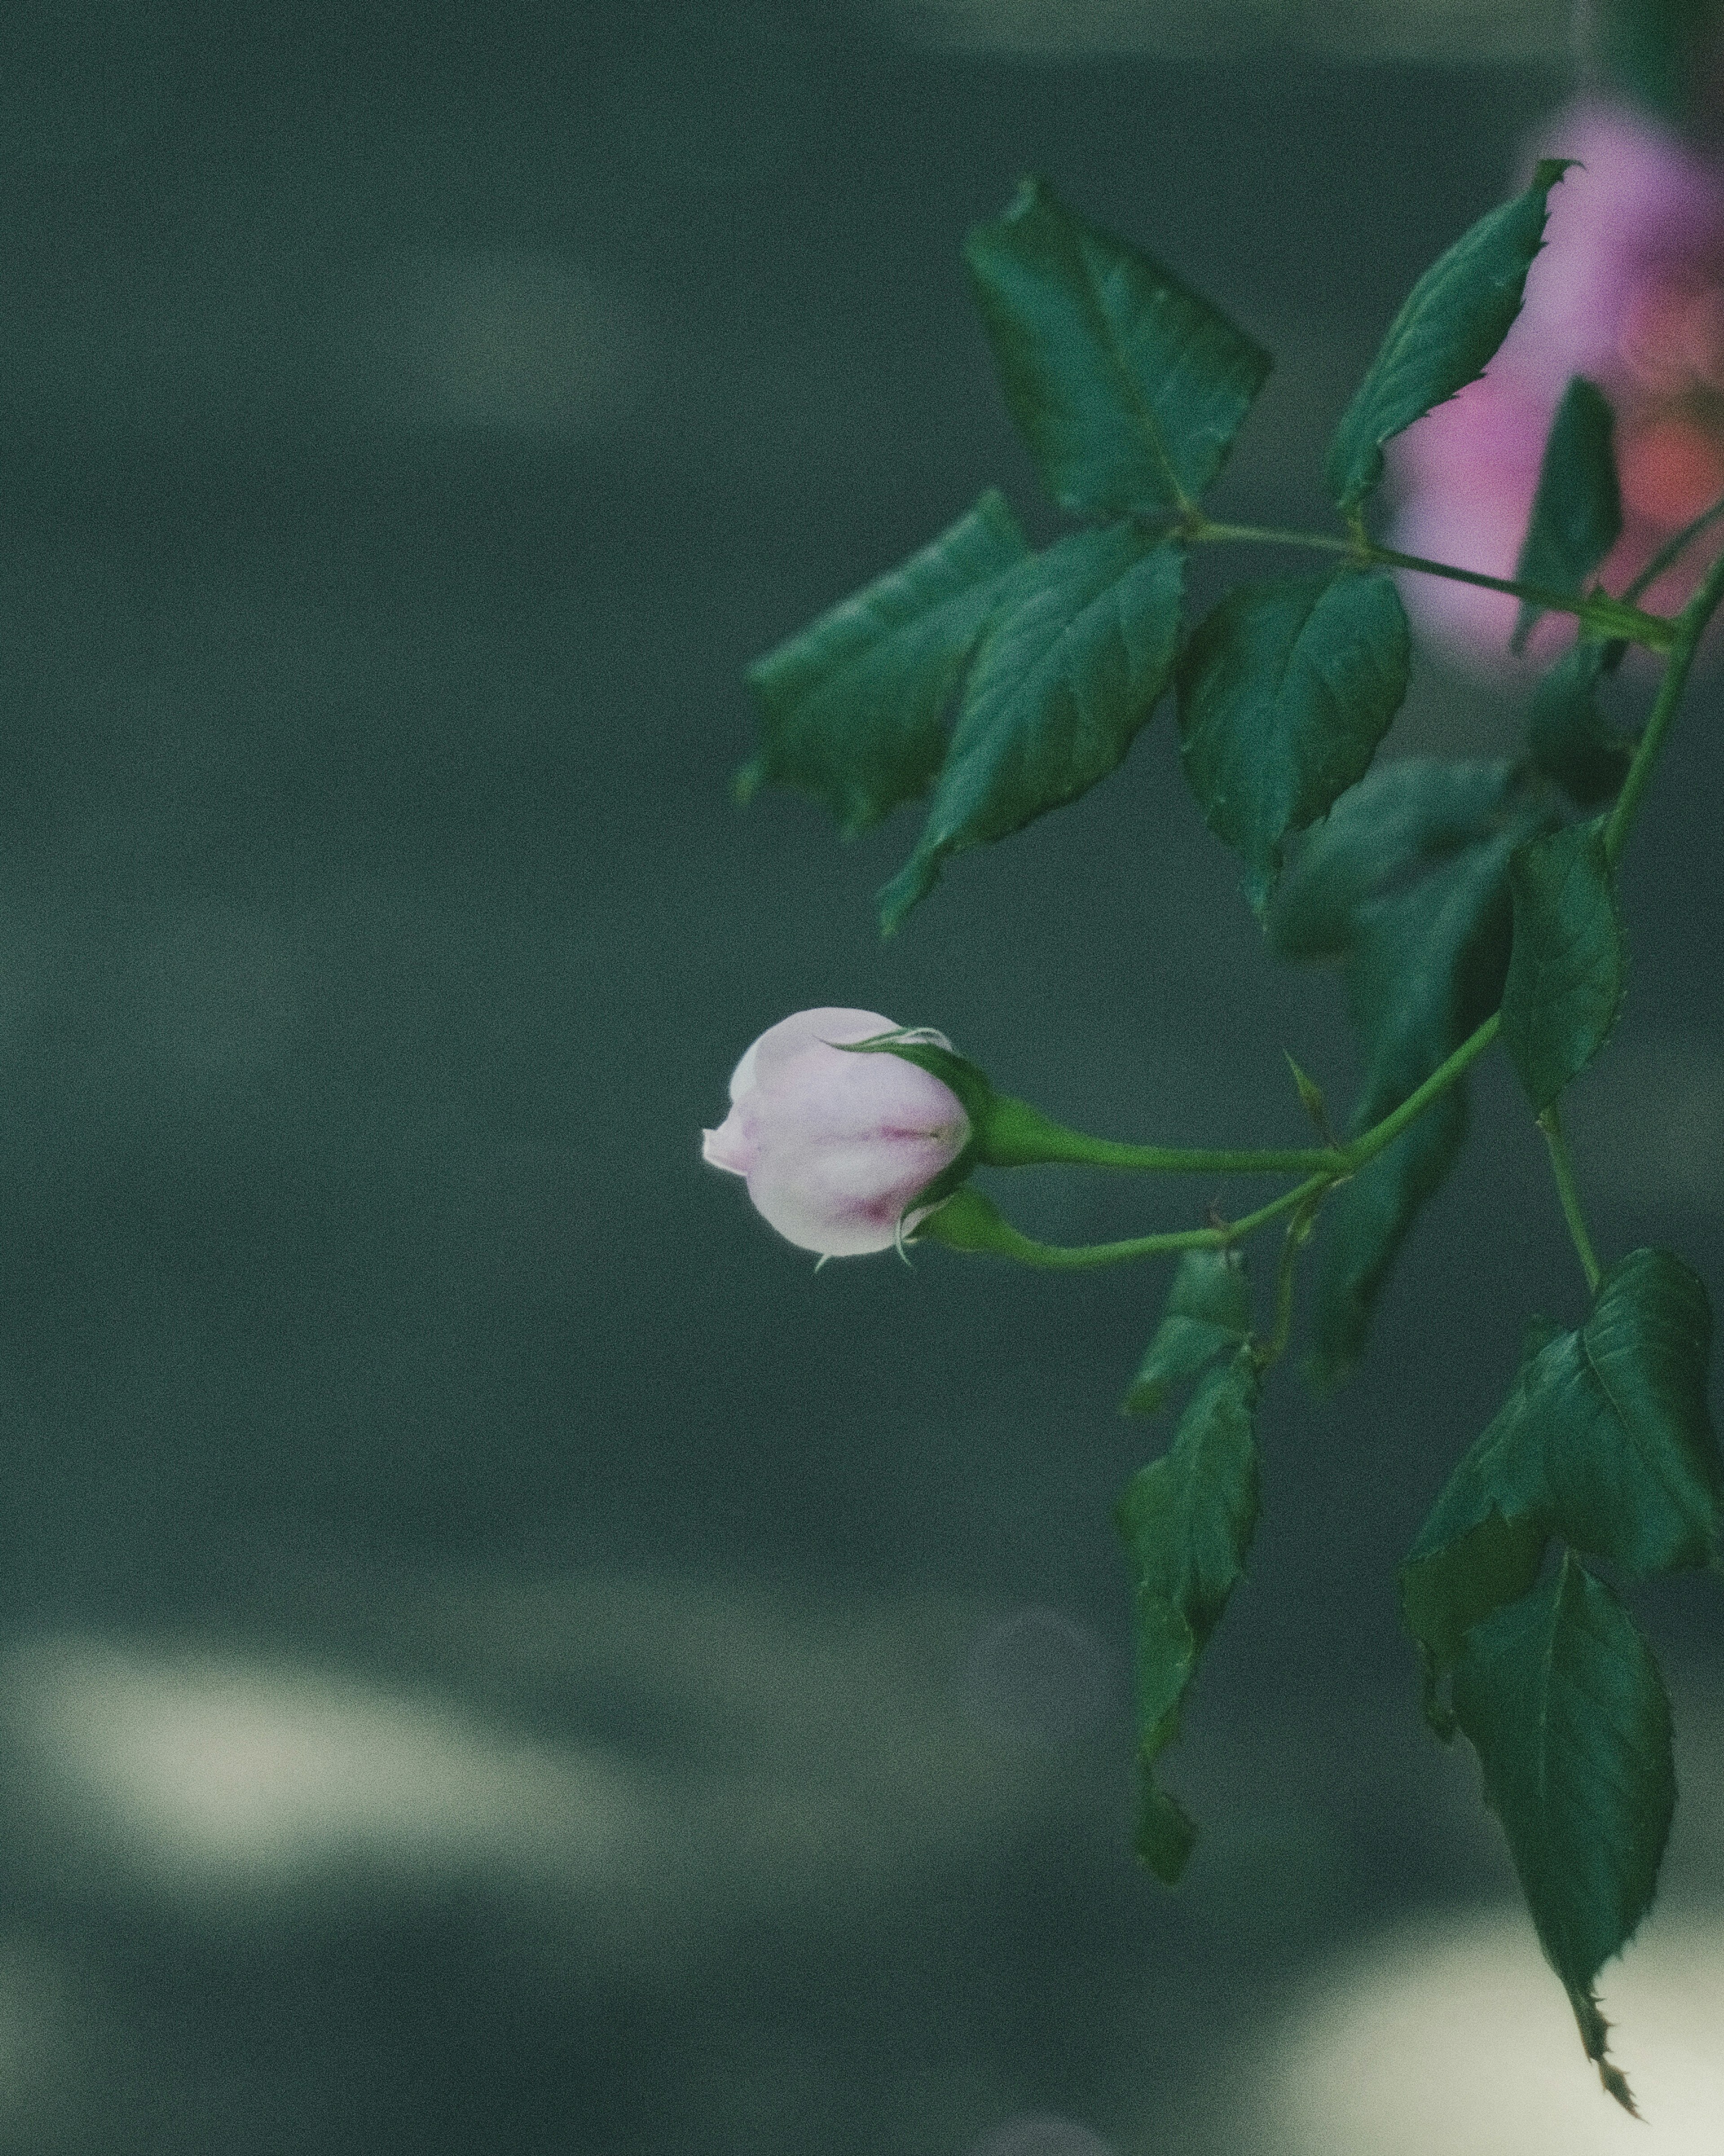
[[700, 1007, 971, 1257]]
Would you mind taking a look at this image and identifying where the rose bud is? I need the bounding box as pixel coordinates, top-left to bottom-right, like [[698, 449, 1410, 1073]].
[[701, 1007, 970, 1257]]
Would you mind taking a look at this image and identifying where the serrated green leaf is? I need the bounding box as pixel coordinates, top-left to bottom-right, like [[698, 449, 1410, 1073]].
[[1326, 162, 1571, 517], [1512, 378, 1622, 653], [879, 526, 1184, 934], [1526, 639, 1634, 810], [1123, 1249, 1253, 1416], [1116, 1348, 1260, 1883], [1403, 1248, 1720, 1681], [966, 176, 1271, 519], [1501, 817, 1626, 1113], [738, 491, 1031, 836], [1451, 1552, 1672, 2112], [1178, 569, 1410, 913]]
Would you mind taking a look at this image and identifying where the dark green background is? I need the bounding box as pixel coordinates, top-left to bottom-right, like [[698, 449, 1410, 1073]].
[[0, 4, 1717, 2150]]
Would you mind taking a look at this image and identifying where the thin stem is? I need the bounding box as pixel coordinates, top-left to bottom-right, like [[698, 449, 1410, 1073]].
[[1343, 1012, 1502, 1172], [1537, 1104, 1602, 1294], [1605, 545, 1724, 867], [1622, 489, 1724, 604], [954, 1174, 1329, 1272], [1185, 518, 1675, 651], [981, 1094, 1343, 1177], [1254, 1186, 1327, 1371]]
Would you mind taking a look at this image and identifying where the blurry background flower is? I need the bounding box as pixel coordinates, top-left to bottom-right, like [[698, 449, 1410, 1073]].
[[1389, 95, 1724, 666]]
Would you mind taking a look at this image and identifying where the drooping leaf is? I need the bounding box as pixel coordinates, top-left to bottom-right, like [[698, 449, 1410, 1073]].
[[1526, 639, 1634, 809], [1306, 816, 1535, 1388], [1402, 1248, 1720, 1686], [1115, 1348, 1260, 1882], [1511, 378, 1622, 652], [1178, 569, 1410, 913], [1451, 1553, 1673, 2112], [965, 176, 1271, 519], [1501, 816, 1626, 1113], [1326, 162, 1572, 517], [1272, 758, 1519, 960], [879, 525, 1184, 933], [1123, 1249, 1253, 1415], [738, 491, 1031, 836]]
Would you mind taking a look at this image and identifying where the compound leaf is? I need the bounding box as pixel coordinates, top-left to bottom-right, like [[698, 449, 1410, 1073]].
[[1512, 377, 1622, 652], [1327, 162, 1571, 516], [966, 176, 1271, 518], [1451, 1554, 1673, 2112], [739, 491, 1030, 836], [1179, 569, 1410, 914], [1124, 1248, 1253, 1416], [1116, 1348, 1260, 1882], [880, 525, 1183, 933], [1501, 816, 1626, 1113]]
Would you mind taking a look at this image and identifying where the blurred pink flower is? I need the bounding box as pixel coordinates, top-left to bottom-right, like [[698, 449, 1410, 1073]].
[[1388, 98, 1724, 670], [701, 1007, 969, 1257]]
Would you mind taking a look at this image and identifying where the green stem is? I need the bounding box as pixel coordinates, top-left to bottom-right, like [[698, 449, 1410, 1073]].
[[1254, 1186, 1327, 1371], [980, 1093, 1343, 1177], [1605, 544, 1724, 867], [920, 1175, 1328, 1270], [1343, 1011, 1502, 1172], [1621, 489, 1724, 604], [1186, 517, 1675, 652], [1537, 1103, 1602, 1294]]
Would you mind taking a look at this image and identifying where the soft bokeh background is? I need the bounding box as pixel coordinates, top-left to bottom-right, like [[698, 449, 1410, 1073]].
[[0, 2, 1720, 2150]]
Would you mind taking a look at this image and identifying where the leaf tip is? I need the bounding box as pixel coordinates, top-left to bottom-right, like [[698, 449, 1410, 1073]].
[[1570, 1984, 1640, 2117], [732, 756, 765, 807]]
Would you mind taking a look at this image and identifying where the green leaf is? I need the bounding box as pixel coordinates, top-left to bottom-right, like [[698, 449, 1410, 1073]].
[[1308, 818, 1532, 1388], [1123, 1249, 1253, 1415], [1526, 639, 1633, 810], [738, 491, 1031, 837], [1271, 758, 1518, 960], [1178, 569, 1410, 913], [1451, 1553, 1672, 2112], [1511, 378, 1622, 653], [1501, 817, 1626, 1113], [1326, 162, 1572, 517], [965, 176, 1271, 519], [879, 525, 1184, 934], [1116, 1348, 1260, 1882], [1402, 1248, 1720, 1684]]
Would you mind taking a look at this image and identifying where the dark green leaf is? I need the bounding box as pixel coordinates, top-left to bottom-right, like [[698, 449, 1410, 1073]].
[[966, 176, 1271, 519], [1512, 378, 1622, 652], [1326, 162, 1572, 517], [879, 526, 1184, 934], [1501, 817, 1626, 1113], [1526, 639, 1634, 810], [1403, 1248, 1720, 1683], [1178, 569, 1410, 913], [1452, 1553, 1672, 2112], [738, 491, 1030, 837], [1589, 0, 1724, 126], [1123, 1249, 1253, 1416], [1271, 758, 1518, 961], [1306, 819, 1532, 1387], [1115, 1349, 1260, 1883]]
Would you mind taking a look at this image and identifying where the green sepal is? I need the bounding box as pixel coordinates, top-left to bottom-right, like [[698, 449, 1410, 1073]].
[[1526, 639, 1634, 810], [738, 491, 1031, 836], [1326, 162, 1572, 518], [1511, 378, 1622, 653], [879, 526, 1184, 934], [1123, 1249, 1253, 1416], [1284, 1051, 1332, 1140], [1177, 569, 1410, 914], [1402, 1248, 1720, 1687], [965, 176, 1271, 518], [1451, 1552, 1672, 2113], [1115, 1347, 1261, 1883], [1501, 816, 1627, 1114]]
